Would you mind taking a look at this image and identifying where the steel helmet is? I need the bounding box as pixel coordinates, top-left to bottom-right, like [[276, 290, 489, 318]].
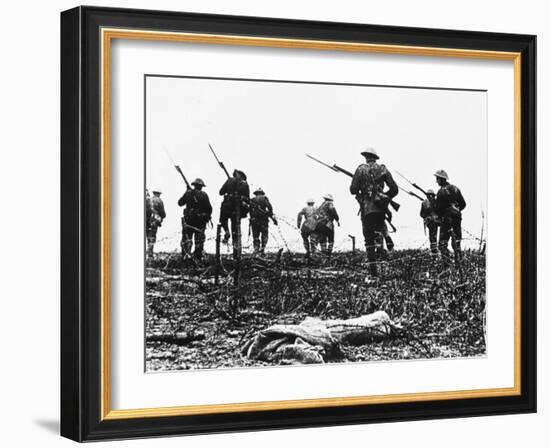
[[360, 147, 379, 160], [253, 188, 265, 195], [434, 169, 449, 180], [191, 178, 206, 187], [152, 188, 162, 194], [306, 198, 315, 204], [233, 169, 247, 181], [323, 193, 334, 201], [426, 189, 435, 195]]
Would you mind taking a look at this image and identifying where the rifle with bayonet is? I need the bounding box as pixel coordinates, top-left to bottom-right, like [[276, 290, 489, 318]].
[[208, 143, 231, 179], [163, 147, 192, 190], [395, 170, 429, 198], [398, 185, 424, 201], [174, 165, 192, 190], [207, 143, 278, 226], [306, 154, 401, 212]]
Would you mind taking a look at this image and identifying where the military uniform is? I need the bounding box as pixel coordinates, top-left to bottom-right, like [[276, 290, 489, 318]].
[[249, 191, 274, 254], [297, 203, 317, 255], [147, 192, 166, 257], [434, 171, 466, 264], [313, 196, 340, 255], [145, 190, 152, 228], [178, 180, 212, 260], [420, 195, 439, 254], [350, 148, 398, 275], [219, 171, 250, 255]]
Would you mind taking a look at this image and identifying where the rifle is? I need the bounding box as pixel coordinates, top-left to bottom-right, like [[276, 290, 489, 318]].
[[395, 170, 429, 197], [398, 185, 424, 201], [208, 143, 231, 179], [208, 144, 278, 226], [174, 165, 191, 190], [163, 147, 192, 190], [306, 154, 401, 212]]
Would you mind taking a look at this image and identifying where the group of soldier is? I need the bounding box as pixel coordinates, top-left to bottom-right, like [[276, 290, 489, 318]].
[[146, 146, 467, 276], [146, 169, 278, 261]]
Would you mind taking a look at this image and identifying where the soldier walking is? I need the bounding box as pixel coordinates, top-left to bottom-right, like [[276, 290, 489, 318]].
[[434, 169, 466, 265], [297, 199, 317, 256], [177, 178, 213, 261], [350, 148, 398, 277], [146, 188, 166, 258], [249, 188, 277, 254], [219, 169, 250, 256], [313, 194, 340, 256], [420, 189, 440, 255]]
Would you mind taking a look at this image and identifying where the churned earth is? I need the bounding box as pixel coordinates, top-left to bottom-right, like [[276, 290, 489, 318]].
[[145, 250, 486, 372]]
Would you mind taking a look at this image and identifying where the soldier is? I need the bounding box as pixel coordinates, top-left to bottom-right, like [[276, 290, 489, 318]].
[[219, 169, 250, 255], [146, 189, 166, 258], [420, 189, 439, 255], [434, 169, 466, 265], [145, 189, 152, 229], [313, 194, 340, 256], [297, 199, 317, 256], [350, 147, 398, 277], [249, 188, 277, 254], [177, 178, 213, 261]]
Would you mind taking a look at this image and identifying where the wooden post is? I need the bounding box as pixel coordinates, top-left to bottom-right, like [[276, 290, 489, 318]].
[[349, 235, 356, 252], [215, 224, 221, 286], [233, 199, 242, 287]]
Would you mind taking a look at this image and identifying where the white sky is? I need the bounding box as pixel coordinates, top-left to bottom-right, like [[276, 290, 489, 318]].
[[146, 76, 487, 253]]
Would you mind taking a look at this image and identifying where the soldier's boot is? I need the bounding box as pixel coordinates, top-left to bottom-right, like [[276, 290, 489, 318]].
[[452, 241, 463, 266], [261, 232, 268, 254], [439, 245, 452, 267], [222, 232, 230, 244], [147, 237, 155, 258], [327, 242, 334, 257], [253, 238, 261, 254]]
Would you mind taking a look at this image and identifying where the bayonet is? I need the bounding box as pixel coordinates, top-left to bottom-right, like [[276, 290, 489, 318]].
[[208, 143, 231, 178], [395, 170, 429, 196], [398, 185, 424, 201]]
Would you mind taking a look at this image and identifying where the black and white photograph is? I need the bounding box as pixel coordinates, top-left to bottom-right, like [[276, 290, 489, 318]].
[[144, 75, 487, 372]]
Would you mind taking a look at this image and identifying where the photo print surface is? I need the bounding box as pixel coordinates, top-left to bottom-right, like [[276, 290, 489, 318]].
[[144, 75, 487, 372]]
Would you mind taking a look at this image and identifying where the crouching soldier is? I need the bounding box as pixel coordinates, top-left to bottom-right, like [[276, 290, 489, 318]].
[[420, 189, 440, 255], [219, 169, 250, 257], [434, 170, 466, 265], [146, 188, 166, 258], [314, 194, 340, 256], [178, 178, 212, 261], [297, 199, 317, 257], [249, 188, 277, 254]]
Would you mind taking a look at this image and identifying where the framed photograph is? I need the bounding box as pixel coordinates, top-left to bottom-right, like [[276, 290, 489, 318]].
[[61, 6, 536, 442]]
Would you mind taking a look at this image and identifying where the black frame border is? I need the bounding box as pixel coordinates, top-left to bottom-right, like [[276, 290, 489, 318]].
[[61, 6, 536, 442]]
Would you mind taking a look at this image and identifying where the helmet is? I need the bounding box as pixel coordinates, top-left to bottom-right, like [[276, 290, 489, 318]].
[[426, 189, 435, 195], [253, 188, 264, 195], [152, 188, 162, 194], [191, 178, 206, 187], [360, 147, 379, 160], [306, 198, 315, 204], [434, 169, 449, 180], [233, 169, 247, 181], [323, 193, 334, 201]]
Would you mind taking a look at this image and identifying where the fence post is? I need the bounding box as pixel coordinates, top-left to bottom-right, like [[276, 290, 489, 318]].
[[349, 234, 356, 252], [215, 224, 221, 286], [233, 200, 242, 288]]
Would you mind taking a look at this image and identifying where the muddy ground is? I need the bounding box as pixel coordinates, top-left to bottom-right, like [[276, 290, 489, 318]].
[[145, 249, 486, 371]]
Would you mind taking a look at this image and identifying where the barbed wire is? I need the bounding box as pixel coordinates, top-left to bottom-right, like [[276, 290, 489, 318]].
[[149, 209, 485, 260]]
